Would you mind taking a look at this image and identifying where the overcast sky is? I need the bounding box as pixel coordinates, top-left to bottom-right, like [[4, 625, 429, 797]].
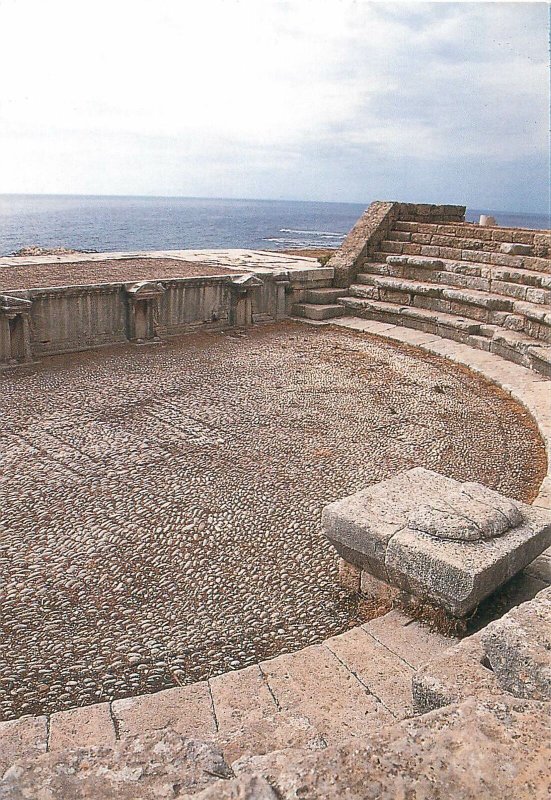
[[0, 1, 548, 212]]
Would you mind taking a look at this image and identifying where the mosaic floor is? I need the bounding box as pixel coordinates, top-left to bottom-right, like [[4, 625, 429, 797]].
[[0, 322, 545, 719]]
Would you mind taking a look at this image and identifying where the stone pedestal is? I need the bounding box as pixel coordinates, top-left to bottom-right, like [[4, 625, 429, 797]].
[[323, 468, 551, 617]]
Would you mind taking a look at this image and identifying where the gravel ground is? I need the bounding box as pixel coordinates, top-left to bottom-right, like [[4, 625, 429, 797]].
[[0, 258, 240, 291], [0, 323, 545, 720]]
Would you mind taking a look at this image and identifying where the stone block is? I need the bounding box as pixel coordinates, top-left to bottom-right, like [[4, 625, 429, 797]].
[[500, 243, 533, 256], [260, 643, 393, 746], [209, 665, 278, 735], [481, 586, 551, 700], [412, 631, 501, 713], [112, 682, 216, 739], [49, 702, 116, 751], [419, 245, 441, 258], [323, 468, 551, 617], [0, 715, 47, 774], [0, 730, 233, 799], [534, 233, 551, 258], [324, 625, 414, 718]]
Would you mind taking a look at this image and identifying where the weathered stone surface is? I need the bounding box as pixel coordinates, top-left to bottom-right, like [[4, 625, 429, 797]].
[[0, 716, 47, 774], [481, 586, 551, 700], [210, 665, 277, 734], [386, 512, 551, 616], [186, 774, 279, 799], [324, 468, 551, 616], [500, 243, 533, 256], [212, 712, 325, 766], [260, 644, 393, 746], [412, 631, 501, 713], [49, 702, 116, 751], [0, 730, 233, 799], [363, 610, 454, 669], [324, 624, 415, 718], [233, 696, 550, 800], [534, 233, 551, 258], [112, 682, 216, 739]]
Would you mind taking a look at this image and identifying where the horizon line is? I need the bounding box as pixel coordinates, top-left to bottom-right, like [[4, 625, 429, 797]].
[[0, 192, 549, 218]]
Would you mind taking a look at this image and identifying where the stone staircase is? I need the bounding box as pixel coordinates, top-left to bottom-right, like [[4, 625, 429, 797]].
[[335, 220, 551, 376], [291, 286, 347, 320]]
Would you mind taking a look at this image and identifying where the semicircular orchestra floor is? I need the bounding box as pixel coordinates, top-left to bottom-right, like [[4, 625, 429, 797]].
[[0, 322, 546, 720]]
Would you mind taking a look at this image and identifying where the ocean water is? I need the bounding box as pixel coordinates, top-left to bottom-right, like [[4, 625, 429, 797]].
[[0, 195, 548, 257]]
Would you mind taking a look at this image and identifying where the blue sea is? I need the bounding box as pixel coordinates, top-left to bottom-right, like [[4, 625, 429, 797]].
[[0, 195, 548, 257]]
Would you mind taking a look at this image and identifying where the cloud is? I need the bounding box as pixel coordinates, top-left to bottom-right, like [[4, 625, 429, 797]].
[[0, 0, 548, 211]]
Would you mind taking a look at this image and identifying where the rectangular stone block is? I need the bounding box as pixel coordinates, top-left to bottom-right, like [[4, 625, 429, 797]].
[[112, 682, 216, 739], [402, 243, 423, 256], [210, 665, 278, 734], [481, 586, 551, 700], [260, 644, 393, 745], [0, 716, 47, 773], [324, 625, 414, 719], [49, 702, 116, 751], [419, 245, 441, 258], [323, 468, 551, 618], [363, 610, 454, 669]]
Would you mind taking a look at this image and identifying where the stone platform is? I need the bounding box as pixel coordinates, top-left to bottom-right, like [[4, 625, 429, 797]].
[[0, 249, 326, 291]]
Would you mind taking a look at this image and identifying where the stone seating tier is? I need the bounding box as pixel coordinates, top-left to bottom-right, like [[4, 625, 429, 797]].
[[292, 216, 551, 373]]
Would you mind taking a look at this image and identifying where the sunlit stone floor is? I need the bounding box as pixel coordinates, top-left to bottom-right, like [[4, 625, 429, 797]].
[[0, 322, 545, 720]]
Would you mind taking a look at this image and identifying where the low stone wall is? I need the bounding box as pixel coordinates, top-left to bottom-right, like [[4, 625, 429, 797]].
[[0, 269, 329, 366], [328, 201, 466, 287]]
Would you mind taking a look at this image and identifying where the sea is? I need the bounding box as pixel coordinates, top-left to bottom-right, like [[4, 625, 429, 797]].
[[0, 194, 549, 257]]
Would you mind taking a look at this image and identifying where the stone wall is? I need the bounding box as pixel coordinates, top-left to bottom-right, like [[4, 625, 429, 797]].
[[0, 272, 303, 366]]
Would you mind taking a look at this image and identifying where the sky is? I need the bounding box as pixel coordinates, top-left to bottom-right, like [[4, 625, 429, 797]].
[[0, 1, 549, 213]]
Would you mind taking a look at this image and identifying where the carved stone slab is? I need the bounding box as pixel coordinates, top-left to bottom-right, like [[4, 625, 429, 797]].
[[322, 468, 551, 616]]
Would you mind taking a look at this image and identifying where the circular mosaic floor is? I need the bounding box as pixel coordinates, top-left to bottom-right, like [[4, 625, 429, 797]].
[[0, 323, 545, 719]]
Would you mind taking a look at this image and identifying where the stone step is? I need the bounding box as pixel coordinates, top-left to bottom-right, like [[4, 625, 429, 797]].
[[349, 281, 519, 324], [291, 303, 345, 321], [359, 261, 551, 297], [304, 287, 348, 304], [348, 288, 550, 340], [259, 643, 394, 747], [491, 329, 551, 376], [392, 220, 540, 246], [373, 247, 551, 274], [388, 228, 535, 256], [354, 274, 520, 312], [338, 296, 483, 337], [338, 297, 551, 376]]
